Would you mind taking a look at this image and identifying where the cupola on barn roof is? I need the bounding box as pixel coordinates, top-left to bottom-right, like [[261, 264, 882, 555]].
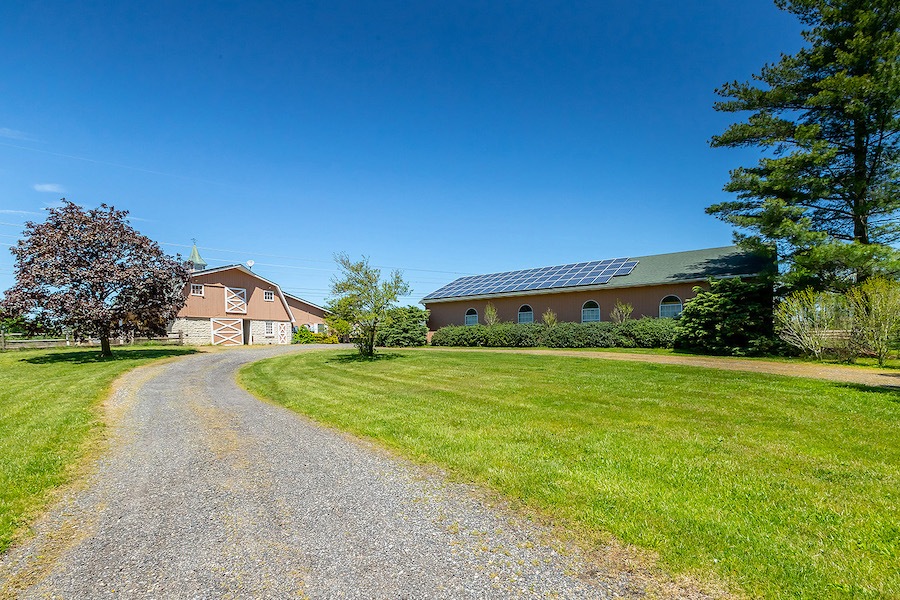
[[188, 241, 208, 272]]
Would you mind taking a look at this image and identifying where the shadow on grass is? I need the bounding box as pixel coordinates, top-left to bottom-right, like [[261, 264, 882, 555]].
[[20, 347, 197, 365], [831, 380, 900, 399], [325, 352, 404, 364]]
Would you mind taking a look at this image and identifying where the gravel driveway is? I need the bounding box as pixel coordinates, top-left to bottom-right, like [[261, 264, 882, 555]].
[[0, 346, 672, 599]]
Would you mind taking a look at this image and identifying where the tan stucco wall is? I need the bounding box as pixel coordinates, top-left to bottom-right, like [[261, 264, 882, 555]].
[[178, 269, 292, 322], [424, 282, 703, 329]]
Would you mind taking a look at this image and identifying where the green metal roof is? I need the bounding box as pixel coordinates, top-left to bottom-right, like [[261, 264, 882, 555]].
[[188, 243, 208, 269], [422, 246, 771, 303], [601, 245, 771, 290]]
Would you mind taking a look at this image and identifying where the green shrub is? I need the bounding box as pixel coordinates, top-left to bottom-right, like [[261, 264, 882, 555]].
[[674, 277, 776, 356], [376, 306, 429, 347], [480, 322, 544, 347], [617, 317, 678, 348], [510, 323, 545, 347], [480, 322, 516, 347], [292, 327, 317, 344], [430, 324, 488, 347], [311, 332, 339, 344], [431, 319, 678, 349]]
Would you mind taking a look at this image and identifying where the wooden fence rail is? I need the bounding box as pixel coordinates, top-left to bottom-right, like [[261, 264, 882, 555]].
[[0, 331, 184, 351]]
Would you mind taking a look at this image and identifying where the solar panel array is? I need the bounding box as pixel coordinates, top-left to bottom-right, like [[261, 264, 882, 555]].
[[423, 258, 639, 300]]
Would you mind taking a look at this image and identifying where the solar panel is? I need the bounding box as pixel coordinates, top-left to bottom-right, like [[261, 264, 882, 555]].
[[423, 257, 639, 300]]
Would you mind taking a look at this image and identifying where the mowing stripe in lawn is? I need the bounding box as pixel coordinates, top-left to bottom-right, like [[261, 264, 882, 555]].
[[239, 349, 900, 600]]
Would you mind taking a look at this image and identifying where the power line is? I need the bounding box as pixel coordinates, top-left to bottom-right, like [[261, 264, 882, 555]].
[[0, 234, 468, 279], [161, 241, 474, 276], [0, 141, 229, 186]]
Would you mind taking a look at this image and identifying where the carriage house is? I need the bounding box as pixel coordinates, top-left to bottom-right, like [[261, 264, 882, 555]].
[[168, 245, 327, 345], [422, 246, 771, 331]]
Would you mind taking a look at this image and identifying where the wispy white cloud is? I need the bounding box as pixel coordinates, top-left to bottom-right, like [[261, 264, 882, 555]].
[[0, 141, 227, 187], [0, 127, 37, 142], [33, 183, 66, 194], [0, 209, 43, 216]]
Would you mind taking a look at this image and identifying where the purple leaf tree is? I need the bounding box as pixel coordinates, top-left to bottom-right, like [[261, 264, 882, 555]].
[[1, 200, 189, 356]]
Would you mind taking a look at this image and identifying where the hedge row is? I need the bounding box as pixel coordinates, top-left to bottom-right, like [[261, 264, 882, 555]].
[[430, 318, 677, 349]]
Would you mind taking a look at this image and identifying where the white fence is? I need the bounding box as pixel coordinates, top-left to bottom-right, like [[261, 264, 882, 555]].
[[0, 331, 184, 351]]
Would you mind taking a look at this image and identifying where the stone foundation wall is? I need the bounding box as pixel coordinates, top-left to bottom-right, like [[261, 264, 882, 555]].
[[168, 318, 212, 344], [249, 320, 289, 345]]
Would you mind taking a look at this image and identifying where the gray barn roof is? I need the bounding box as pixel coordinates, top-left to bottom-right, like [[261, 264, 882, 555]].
[[422, 246, 770, 303]]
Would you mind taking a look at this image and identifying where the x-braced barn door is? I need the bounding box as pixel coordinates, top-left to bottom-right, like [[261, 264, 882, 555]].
[[211, 318, 244, 345], [225, 287, 247, 314], [277, 322, 290, 344]]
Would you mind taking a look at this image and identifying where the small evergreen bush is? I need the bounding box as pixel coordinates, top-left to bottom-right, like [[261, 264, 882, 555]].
[[674, 277, 776, 356], [376, 306, 429, 347]]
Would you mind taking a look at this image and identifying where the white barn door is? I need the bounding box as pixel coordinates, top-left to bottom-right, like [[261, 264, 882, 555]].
[[277, 322, 290, 344], [225, 287, 247, 313], [211, 318, 243, 345]]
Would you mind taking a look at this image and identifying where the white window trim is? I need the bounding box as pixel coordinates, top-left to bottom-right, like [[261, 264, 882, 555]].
[[264, 290, 275, 302], [581, 300, 601, 323], [190, 284, 204, 297], [465, 308, 478, 326], [518, 304, 534, 324], [265, 321, 274, 335], [659, 295, 683, 319]]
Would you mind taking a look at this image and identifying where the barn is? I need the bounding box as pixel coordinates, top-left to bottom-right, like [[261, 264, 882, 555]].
[[422, 246, 771, 330], [284, 293, 330, 334], [168, 245, 328, 345]]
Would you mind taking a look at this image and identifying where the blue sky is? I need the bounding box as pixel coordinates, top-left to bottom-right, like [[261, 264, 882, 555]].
[[0, 1, 804, 306]]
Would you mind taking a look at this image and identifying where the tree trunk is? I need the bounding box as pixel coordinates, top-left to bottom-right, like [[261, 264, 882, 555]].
[[100, 334, 112, 357], [367, 327, 376, 357], [851, 120, 870, 245]]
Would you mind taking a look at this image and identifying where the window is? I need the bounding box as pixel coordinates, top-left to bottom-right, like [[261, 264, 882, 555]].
[[582, 300, 600, 322], [465, 308, 478, 326], [659, 295, 683, 319], [264, 290, 275, 302], [265, 321, 274, 335], [190, 284, 204, 296], [518, 304, 534, 324]]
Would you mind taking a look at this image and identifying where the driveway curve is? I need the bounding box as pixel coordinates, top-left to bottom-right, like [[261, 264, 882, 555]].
[[0, 346, 660, 599]]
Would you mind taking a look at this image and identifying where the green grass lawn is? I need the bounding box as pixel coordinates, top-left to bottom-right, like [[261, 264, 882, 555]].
[[0, 346, 195, 553], [468, 345, 900, 370], [240, 349, 900, 599]]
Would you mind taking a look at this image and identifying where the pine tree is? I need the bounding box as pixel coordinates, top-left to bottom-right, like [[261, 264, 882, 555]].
[[710, 0, 900, 290]]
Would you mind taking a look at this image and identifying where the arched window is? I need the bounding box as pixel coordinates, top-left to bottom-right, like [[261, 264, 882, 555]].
[[582, 300, 600, 322], [659, 295, 683, 318], [465, 308, 478, 326], [518, 304, 534, 324]]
